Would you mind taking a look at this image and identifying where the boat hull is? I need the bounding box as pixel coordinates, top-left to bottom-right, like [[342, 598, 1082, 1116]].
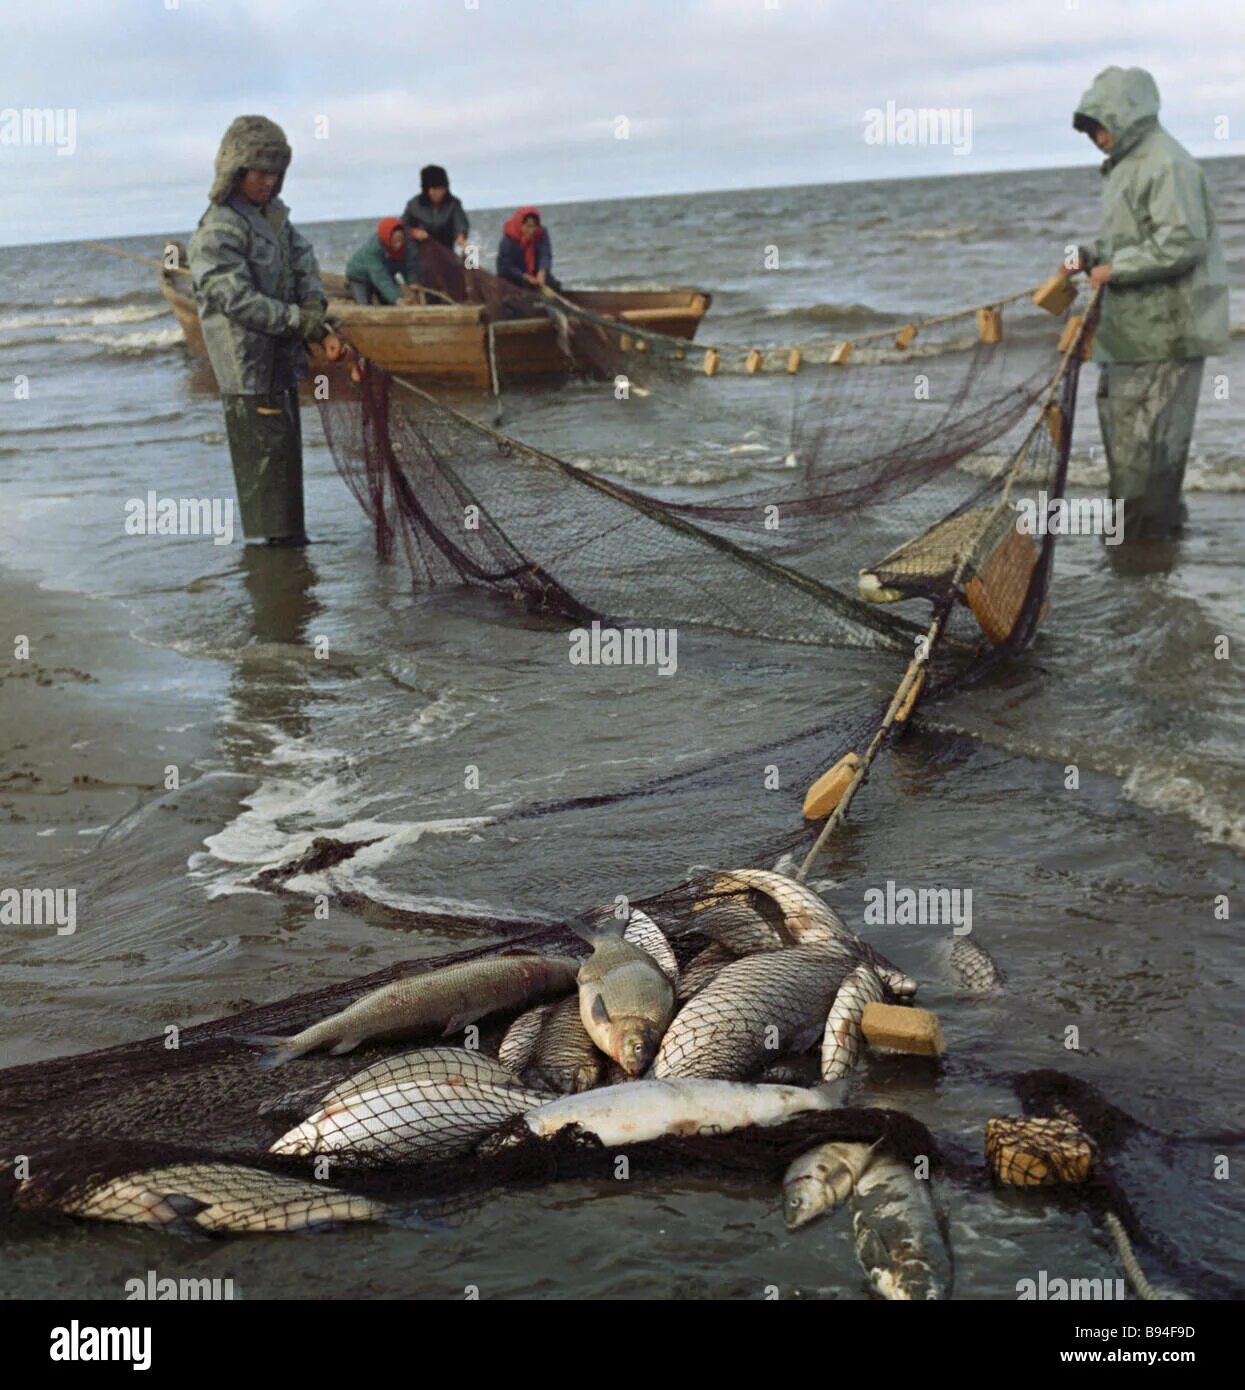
[[159, 275, 709, 388]]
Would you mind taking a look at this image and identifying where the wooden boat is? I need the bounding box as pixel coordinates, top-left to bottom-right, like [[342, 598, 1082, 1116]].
[[159, 269, 710, 388]]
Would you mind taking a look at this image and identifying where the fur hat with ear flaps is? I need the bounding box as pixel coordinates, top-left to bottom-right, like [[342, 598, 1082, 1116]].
[[208, 115, 292, 204]]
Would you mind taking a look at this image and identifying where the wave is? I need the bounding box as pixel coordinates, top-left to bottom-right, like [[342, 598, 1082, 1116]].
[[52, 288, 160, 309], [958, 450, 1245, 493], [921, 713, 1245, 855], [1122, 763, 1245, 854], [0, 302, 169, 330], [761, 302, 900, 327], [903, 224, 979, 241], [53, 327, 184, 356]]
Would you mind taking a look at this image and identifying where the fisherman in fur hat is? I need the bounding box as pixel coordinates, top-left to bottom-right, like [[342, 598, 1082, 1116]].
[[189, 116, 330, 546]]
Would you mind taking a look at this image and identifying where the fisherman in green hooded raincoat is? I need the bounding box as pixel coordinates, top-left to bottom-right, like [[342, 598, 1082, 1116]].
[[189, 116, 330, 545], [1057, 67, 1229, 542]]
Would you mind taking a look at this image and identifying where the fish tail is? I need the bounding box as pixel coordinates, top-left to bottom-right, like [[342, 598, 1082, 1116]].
[[564, 905, 627, 945], [236, 1033, 309, 1070]]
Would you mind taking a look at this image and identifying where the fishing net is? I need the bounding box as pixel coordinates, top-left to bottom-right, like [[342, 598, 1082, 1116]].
[[7, 280, 1178, 1300], [319, 285, 1074, 654]]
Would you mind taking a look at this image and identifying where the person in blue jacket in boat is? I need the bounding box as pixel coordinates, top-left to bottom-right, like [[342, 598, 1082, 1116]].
[[345, 217, 413, 304], [496, 207, 561, 292]]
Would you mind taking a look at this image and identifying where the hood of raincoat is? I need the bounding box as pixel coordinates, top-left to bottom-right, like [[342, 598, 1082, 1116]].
[[208, 116, 292, 205], [1073, 67, 1160, 165]]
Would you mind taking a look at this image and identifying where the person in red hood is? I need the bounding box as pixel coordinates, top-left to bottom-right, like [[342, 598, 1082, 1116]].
[[345, 216, 413, 304], [496, 207, 561, 291]]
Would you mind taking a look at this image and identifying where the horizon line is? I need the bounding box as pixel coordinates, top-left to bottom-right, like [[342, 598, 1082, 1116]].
[[5, 150, 1242, 252]]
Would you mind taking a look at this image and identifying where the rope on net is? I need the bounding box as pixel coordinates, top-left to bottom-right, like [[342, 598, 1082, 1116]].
[[541, 279, 1048, 378]]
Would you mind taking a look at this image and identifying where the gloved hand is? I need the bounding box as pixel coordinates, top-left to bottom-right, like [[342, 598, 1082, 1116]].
[[297, 300, 327, 343]]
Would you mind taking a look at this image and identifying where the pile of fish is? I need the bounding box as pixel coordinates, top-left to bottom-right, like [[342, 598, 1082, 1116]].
[[54, 867, 1004, 1297]]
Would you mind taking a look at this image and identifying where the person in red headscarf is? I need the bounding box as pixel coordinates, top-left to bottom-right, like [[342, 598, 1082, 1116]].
[[345, 217, 413, 304], [496, 207, 561, 291]]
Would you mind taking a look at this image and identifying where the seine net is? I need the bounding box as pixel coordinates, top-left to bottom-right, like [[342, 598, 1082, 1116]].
[[11, 284, 1200, 1297]]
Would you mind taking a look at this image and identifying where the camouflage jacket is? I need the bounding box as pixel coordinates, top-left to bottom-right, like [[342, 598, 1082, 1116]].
[[189, 194, 325, 393], [1074, 67, 1229, 363]]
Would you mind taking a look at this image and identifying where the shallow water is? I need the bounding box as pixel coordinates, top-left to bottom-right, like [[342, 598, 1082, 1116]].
[[1, 163, 1243, 1299]]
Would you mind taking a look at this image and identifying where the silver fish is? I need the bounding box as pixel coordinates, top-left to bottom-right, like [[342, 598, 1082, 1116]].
[[695, 869, 917, 999], [241, 952, 580, 1068], [690, 868, 846, 953], [949, 936, 1006, 993], [572, 909, 676, 1077], [270, 1076, 549, 1161], [676, 943, 735, 1001], [266, 1046, 526, 1117], [653, 942, 861, 1080], [58, 1163, 390, 1233], [782, 1139, 880, 1230], [820, 962, 886, 1081], [622, 908, 679, 984], [850, 1153, 953, 1300], [499, 995, 605, 1094], [495, 1077, 840, 1150]]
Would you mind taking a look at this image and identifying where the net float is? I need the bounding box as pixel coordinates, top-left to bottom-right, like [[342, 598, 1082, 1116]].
[[976, 306, 1003, 343], [1032, 273, 1077, 316], [985, 1116, 1094, 1186], [803, 751, 862, 820], [860, 1001, 945, 1057]]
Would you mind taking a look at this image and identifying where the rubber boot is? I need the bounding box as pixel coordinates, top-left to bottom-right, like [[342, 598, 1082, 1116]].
[[221, 387, 306, 543]]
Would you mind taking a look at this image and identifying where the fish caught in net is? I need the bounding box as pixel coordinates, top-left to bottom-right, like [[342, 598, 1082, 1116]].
[[12, 283, 1207, 1303]]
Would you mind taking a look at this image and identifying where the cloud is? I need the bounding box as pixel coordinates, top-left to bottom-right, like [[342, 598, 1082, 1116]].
[[0, 0, 1241, 244]]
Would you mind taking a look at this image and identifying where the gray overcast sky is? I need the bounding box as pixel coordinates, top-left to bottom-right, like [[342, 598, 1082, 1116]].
[[1, 0, 1241, 246]]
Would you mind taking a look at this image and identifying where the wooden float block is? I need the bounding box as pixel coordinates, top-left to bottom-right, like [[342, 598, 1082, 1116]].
[[829, 340, 852, 366], [1032, 274, 1076, 316], [977, 306, 1003, 344], [619, 333, 632, 353], [635, 338, 648, 352], [894, 324, 917, 350], [745, 348, 763, 374], [786, 347, 802, 375], [861, 1002, 944, 1057], [803, 751, 861, 820], [1057, 314, 1095, 360], [985, 1116, 1094, 1187], [703, 348, 720, 376], [1043, 402, 1064, 451]]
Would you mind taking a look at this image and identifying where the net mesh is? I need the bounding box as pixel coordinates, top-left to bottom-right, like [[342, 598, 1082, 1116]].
[[11, 281, 1210, 1298]]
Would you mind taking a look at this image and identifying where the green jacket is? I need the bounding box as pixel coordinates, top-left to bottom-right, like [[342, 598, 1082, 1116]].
[[1074, 67, 1229, 363], [189, 194, 324, 394], [345, 236, 406, 305]]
